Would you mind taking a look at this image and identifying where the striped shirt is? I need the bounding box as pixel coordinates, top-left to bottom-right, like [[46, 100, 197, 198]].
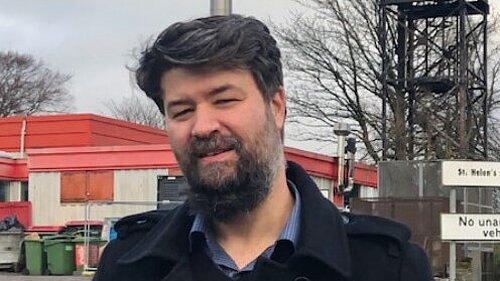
[[189, 181, 301, 279]]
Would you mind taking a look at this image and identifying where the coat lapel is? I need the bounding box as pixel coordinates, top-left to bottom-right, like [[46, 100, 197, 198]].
[[160, 255, 196, 281], [286, 161, 352, 280]]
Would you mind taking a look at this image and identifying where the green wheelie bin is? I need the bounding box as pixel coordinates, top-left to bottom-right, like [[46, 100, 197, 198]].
[[24, 237, 46, 275], [44, 235, 75, 275]]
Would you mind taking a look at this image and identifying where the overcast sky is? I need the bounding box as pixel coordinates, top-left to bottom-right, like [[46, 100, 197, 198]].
[[0, 0, 304, 113], [1, 1, 498, 154]]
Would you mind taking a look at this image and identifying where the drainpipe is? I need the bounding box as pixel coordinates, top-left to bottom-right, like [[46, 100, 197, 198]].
[[19, 116, 27, 158], [344, 137, 357, 194], [334, 123, 350, 199]]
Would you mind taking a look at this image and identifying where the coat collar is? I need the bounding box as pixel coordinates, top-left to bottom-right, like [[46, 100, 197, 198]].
[[117, 204, 194, 264], [286, 161, 351, 279], [117, 161, 351, 279]]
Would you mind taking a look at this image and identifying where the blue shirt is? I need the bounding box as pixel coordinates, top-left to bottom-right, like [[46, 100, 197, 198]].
[[189, 181, 301, 279]]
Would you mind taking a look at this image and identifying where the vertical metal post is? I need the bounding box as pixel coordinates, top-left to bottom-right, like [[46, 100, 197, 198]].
[[418, 162, 423, 197], [478, 188, 483, 279], [19, 117, 27, 158], [84, 201, 90, 271], [483, 12, 488, 159], [458, 0, 468, 157], [450, 188, 457, 281], [337, 135, 346, 193], [463, 188, 468, 259], [380, 4, 388, 160], [407, 18, 416, 160], [334, 123, 350, 201], [210, 0, 232, 16]]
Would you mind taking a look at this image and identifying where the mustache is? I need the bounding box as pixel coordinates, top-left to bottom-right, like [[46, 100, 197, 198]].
[[188, 133, 240, 157]]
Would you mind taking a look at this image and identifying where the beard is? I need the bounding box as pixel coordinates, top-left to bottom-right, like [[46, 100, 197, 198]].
[[173, 110, 283, 223]]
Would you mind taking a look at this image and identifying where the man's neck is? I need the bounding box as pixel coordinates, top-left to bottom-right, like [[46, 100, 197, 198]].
[[211, 166, 294, 269]]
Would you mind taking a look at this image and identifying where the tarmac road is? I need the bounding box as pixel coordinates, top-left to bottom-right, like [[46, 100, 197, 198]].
[[0, 272, 91, 280]]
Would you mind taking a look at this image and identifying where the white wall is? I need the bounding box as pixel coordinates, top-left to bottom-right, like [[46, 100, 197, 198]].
[[359, 185, 378, 198], [8, 181, 23, 201], [29, 169, 167, 225], [310, 175, 333, 199]]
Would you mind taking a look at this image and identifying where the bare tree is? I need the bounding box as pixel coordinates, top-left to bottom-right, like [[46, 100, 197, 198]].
[[275, 0, 499, 162], [104, 94, 165, 129], [485, 43, 500, 159], [0, 51, 73, 117]]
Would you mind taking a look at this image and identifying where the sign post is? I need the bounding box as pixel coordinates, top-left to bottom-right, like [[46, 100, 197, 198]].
[[449, 188, 456, 281], [441, 161, 500, 281]]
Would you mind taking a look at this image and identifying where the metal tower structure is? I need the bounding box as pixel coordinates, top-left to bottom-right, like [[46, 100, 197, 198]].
[[379, 0, 490, 160]]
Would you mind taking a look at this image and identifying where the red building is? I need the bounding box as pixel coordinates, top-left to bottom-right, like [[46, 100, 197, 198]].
[[0, 114, 377, 226]]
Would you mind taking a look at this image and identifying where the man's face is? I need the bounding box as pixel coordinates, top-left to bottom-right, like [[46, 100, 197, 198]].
[[161, 68, 286, 222]]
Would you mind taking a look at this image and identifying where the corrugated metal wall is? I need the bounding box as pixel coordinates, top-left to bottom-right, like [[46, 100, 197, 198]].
[[29, 169, 167, 225], [29, 169, 374, 225]]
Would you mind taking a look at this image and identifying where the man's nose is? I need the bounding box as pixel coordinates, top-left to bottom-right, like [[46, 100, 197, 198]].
[[191, 107, 221, 137]]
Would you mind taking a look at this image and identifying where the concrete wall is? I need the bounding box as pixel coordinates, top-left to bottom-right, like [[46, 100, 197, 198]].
[[29, 169, 167, 225]]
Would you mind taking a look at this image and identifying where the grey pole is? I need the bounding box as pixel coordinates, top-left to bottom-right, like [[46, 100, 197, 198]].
[[334, 123, 350, 202], [210, 0, 232, 16], [449, 188, 456, 281]]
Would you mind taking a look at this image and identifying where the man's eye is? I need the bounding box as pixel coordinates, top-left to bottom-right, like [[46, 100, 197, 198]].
[[215, 99, 238, 105], [172, 109, 192, 119]]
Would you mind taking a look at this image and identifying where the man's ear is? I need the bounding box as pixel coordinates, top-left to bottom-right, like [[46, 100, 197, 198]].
[[270, 87, 286, 130]]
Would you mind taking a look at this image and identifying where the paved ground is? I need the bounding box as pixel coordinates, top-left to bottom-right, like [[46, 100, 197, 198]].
[[0, 272, 91, 280]]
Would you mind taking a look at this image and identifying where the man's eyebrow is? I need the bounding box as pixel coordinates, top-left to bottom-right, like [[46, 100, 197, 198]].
[[207, 84, 235, 97], [165, 99, 192, 111]]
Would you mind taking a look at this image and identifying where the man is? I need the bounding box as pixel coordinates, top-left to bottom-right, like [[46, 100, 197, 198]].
[[94, 15, 432, 281]]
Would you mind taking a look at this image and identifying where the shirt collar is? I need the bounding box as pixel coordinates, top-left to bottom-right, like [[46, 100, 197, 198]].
[[277, 180, 301, 244], [189, 180, 301, 251]]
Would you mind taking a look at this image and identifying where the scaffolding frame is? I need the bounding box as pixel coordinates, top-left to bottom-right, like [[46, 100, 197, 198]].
[[379, 0, 490, 160]]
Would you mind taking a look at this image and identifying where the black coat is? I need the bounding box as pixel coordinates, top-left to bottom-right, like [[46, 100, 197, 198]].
[[94, 161, 432, 281]]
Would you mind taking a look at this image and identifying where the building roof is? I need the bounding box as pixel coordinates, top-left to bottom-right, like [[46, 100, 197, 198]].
[[0, 114, 168, 152]]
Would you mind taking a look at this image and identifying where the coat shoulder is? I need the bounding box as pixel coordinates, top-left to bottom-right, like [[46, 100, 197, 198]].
[[92, 208, 181, 281], [114, 209, 172, 239], [341, 212, 411, 245], [342, 212, 432, 281]]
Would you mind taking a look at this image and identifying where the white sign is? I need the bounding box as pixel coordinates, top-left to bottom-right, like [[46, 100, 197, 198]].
[[441, 214, 500, 241], [441, 161, 500, 187]]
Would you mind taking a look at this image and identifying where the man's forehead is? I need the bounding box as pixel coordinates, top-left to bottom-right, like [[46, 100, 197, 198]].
[[160, 67, 256, 97]]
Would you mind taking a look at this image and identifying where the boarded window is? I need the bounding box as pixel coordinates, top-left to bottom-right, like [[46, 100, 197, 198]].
[[61, 171, 114, 203]]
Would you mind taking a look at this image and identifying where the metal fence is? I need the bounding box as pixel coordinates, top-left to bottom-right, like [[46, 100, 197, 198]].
[[81, 200, 183, 272]]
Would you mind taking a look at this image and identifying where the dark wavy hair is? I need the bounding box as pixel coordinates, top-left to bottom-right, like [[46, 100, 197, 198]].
[[135, 14, 283, 114]]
